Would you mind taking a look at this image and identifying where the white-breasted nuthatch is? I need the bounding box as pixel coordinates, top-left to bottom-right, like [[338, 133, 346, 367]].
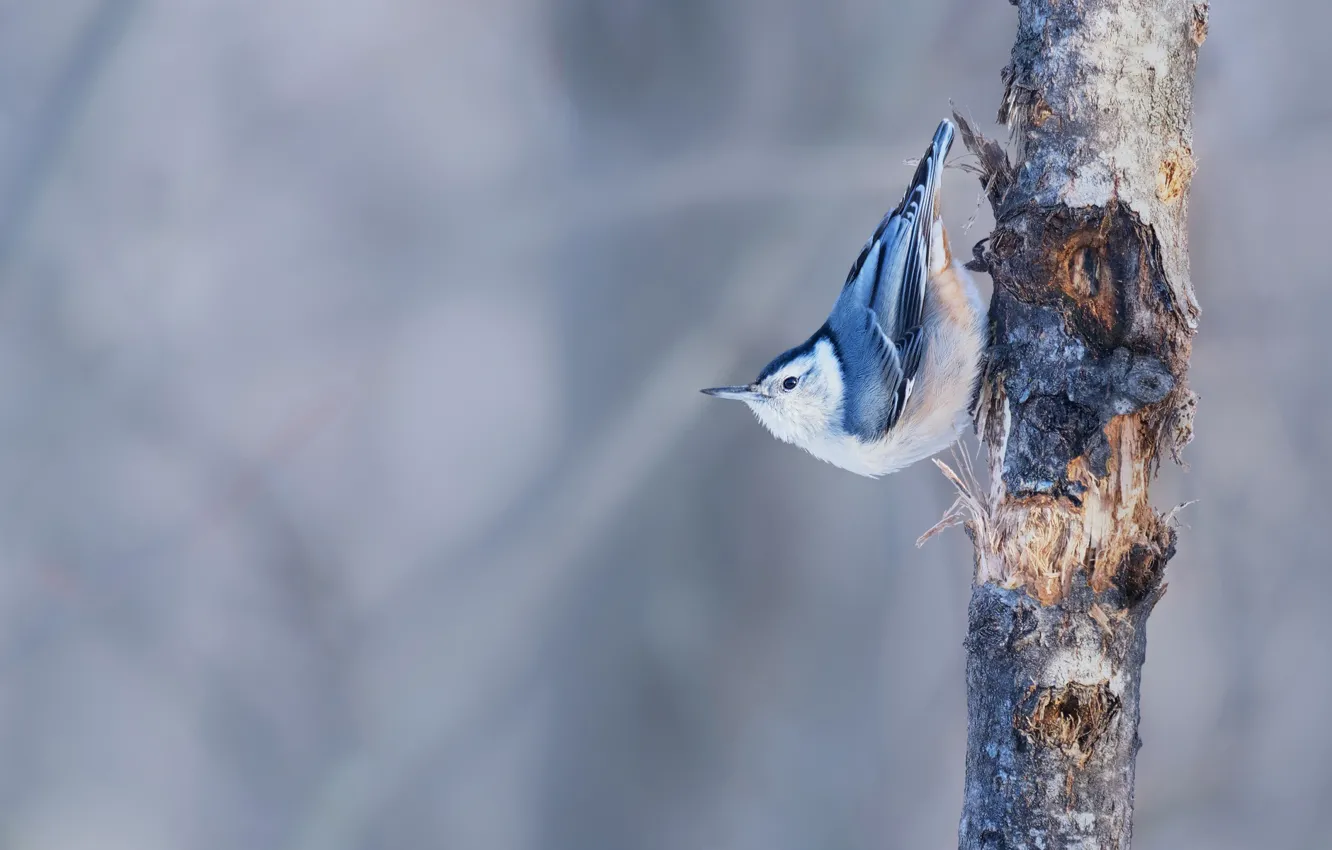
[[702, 119, 985, 477]]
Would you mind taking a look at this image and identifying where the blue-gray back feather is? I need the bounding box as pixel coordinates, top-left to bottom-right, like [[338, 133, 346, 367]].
[[828, 120, 954, 438]]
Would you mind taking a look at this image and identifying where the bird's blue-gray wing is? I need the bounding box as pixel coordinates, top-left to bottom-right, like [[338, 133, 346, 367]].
[[828, 120, 953, 438]]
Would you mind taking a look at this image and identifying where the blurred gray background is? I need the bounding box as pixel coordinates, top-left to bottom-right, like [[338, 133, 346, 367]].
[[0, 1, 1328, 848]]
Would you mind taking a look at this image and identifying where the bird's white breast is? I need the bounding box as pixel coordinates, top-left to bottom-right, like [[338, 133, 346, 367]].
[[796, 416, 968, 478]]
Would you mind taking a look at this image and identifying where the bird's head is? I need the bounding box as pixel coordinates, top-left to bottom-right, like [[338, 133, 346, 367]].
[[702, 333, 844, 447]]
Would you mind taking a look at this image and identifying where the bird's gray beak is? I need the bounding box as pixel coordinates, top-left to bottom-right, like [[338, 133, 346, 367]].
[[700, 384, 759, 401]]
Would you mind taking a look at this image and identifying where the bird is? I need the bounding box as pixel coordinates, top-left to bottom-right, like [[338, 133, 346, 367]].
[[701, 119, 985, 478]]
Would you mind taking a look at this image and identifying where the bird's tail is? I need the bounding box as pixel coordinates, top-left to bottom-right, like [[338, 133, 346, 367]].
[[904, 119, 954, 274], [909, 119, 954, 210], [840, 119, 958, 342]]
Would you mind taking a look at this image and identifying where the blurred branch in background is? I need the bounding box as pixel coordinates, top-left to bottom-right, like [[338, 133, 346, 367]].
[[288, 195, 847, 850], [0, 0, 137, 272]]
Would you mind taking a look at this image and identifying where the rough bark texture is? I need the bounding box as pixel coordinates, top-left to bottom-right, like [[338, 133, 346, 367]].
[[955, 1, 1205, 848]]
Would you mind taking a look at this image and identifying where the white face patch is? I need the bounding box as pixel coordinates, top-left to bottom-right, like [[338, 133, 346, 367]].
[[744, 341, 845, 448]]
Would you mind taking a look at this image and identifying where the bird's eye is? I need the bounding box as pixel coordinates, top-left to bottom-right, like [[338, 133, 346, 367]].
[[782, 376, 799, 391]]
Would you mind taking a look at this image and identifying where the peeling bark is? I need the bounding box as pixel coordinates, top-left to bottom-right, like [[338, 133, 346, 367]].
[[954, 1, 1205, 848]]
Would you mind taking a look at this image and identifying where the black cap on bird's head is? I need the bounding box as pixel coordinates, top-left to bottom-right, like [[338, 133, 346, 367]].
[[701, 325, 833, 403]]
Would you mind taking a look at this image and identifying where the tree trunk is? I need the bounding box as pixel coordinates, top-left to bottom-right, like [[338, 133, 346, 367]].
[[953, 1, 1206, 848]]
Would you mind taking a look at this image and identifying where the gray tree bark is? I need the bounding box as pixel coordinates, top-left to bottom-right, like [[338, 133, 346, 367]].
[[951, 1, 1206, 848]]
